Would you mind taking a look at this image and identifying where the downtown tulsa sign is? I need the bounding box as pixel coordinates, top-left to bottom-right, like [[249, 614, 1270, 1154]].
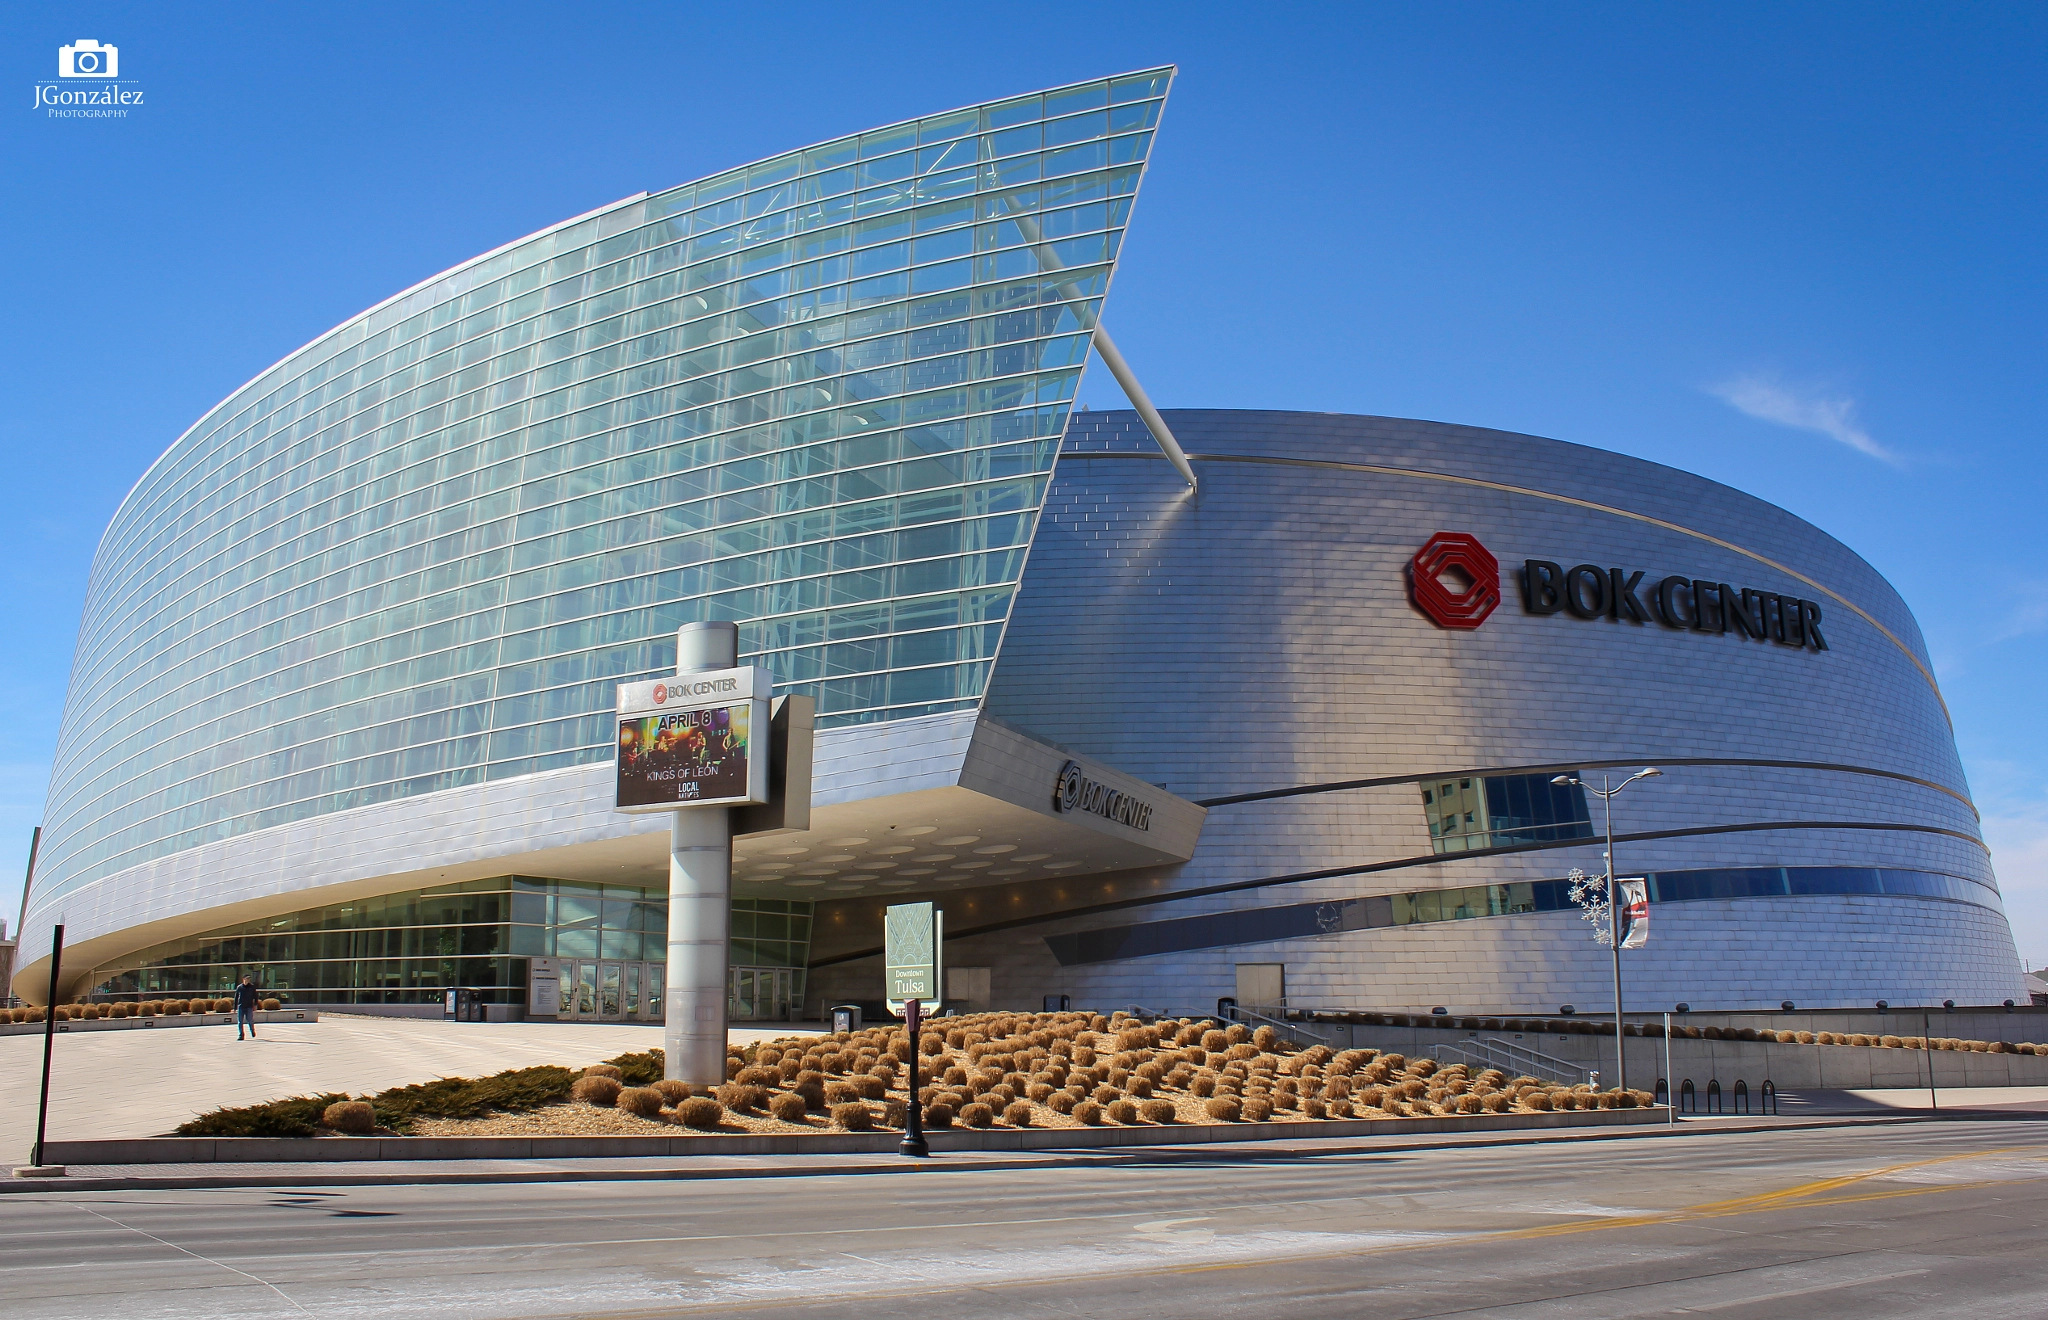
[[1405, 531, 1828, 652]]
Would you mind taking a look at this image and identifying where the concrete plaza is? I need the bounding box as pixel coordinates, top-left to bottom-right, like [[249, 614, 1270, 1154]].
[[0, 1013, 817, 1160]]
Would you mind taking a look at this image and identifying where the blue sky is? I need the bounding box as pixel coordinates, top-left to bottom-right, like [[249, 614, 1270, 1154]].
[[4, 5, 2045, 968]]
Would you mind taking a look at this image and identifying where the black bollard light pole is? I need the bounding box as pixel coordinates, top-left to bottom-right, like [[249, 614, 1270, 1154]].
[[31, 924, 65, 1170], [899, 997, 928, 1157]]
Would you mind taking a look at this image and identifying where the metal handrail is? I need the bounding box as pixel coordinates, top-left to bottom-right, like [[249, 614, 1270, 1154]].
[[1224, 1002, 1334, 1050], [1429, 1036, 1596, 1086]]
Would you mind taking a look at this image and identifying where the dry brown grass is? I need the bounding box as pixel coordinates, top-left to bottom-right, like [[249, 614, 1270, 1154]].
[[617, 1086, 664, 1118], [677, 1097, 725, 1129], [322, 1101, 375, 1134], [583, 1063, 623, 1080], [570, 1076, 622, 1106]]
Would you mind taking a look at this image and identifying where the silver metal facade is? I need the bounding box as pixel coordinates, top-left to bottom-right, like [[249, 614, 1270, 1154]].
[[945, 408, 2026, 1013]]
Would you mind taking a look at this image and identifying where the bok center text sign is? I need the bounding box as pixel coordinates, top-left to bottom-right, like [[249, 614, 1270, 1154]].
[[885, 901, 942, 1015], [614, 667, 773, 811]]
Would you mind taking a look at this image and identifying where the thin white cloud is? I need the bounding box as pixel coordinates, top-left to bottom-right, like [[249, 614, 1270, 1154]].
[[1707, 375, 1900, 466]]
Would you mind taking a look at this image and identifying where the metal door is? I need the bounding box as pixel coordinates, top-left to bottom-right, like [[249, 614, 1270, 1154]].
[[623, 963, 640, 1018], [600, 963, 622, 1018]]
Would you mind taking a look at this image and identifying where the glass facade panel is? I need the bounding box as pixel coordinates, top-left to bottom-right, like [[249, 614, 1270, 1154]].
[[35, 71, 1172, 909], [1423, 773, 1594, 853], [87, 877, 814, 1009]]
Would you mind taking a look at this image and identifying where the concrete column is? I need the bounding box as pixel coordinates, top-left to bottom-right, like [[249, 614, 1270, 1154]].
[[665, 621, 737, 1086]]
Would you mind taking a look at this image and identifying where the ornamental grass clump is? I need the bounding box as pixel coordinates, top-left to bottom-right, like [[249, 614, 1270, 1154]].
[[961, 1102, 995, 1129], [831, 1102, 874, 1131], [675, 1097, 725, 1129], [1141, 1099, 1176, 1123], [322, 1101, 376, 1134], [571, 1076, 622, 1107], [583, 1063, 623, 1080], [654, 1080, 693, 1105], [1074, 1100, 1105, 1125], [617, 1087, 665, 1119], [1204, 1096, 1242, 1122], [1003, 1100, 1034, 1127], [769, 1092, 809, 1123]]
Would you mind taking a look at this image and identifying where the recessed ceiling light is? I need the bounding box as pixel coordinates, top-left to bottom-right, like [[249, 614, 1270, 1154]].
[[956, 861, 992, 870], [897, 868, 936, 876], [878, 879, 915, 887], [938, 835, 980, 846], [787, 879, 825, 887], [871, 845, 915, 855], [1013, 853, 1051, 862], [897, 826, 939, 836], [855, 860, 898, 870], [913, 853, 956, 863], [1043, 861, 1080, 869], [796, 867, 840, 876], [826, 885, 862, 893], [989, 867, 1026, 875], [972, 844, 1017, 855], [768, 847, 810, 857], [815, 853, 857, 863], [752, 862, 793, 871], [827, 837, 870, 846]]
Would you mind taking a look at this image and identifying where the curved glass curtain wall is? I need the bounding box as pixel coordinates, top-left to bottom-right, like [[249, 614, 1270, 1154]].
[[35, 69, 1172, 913]]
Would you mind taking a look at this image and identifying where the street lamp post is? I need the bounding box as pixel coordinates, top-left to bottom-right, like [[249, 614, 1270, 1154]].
[[1553, 768, 1662, 1093]]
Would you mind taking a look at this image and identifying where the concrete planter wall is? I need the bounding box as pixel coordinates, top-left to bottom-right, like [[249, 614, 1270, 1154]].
[[0, 1009, 317, 1037], [1313, 1019, 2048, 1090], [43, 1104, 1662, 1165]]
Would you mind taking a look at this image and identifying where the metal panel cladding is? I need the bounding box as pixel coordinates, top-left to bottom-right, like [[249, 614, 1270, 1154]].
[[32, 69, 1173, 913]]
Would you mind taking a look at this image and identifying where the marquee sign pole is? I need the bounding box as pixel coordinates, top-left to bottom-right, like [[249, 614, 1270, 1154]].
[[665, 622, 739, 1087]]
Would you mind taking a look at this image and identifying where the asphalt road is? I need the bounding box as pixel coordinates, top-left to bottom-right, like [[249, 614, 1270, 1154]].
[[2, 1121, 2044, 1318]]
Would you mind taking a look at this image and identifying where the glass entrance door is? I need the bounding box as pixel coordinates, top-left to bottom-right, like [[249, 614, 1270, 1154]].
[[729, 965, 797, 1021], [556, 960, 664, 1021]]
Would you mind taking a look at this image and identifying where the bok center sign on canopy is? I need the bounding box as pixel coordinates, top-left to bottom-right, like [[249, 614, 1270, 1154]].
[[615, 667, 772, 811]]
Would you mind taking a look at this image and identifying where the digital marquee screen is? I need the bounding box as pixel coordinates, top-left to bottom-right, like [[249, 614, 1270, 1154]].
[[616, 704, 752, 808]]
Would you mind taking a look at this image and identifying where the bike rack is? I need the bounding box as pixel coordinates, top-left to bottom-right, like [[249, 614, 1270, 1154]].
[[1733, 1079, 1750, 1115], [1707, 1078, 1723, 1114], [1759, 1079, 1778, 1115], [1680, 1078, 1697, 1113], [1654, 1077, 1669, 1106]]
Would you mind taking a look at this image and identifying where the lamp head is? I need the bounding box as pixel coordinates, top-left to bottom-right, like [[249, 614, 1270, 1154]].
[[1550, 775, 1575, 786], [1639, 767, 1663, 778]]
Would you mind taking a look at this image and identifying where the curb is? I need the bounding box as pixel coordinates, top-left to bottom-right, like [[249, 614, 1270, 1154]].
[[34, 1104, 1662, 1166], [7, 1110, 2029, 1194]]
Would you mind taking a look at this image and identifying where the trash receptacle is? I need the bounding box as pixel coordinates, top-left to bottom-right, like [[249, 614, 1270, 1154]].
[[831, 1003, 862, 1034], [1043, 994, 1071, 1012]]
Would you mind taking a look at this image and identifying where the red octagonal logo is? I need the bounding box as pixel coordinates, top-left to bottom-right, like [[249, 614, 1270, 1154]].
[[1408, 532, 1500, 630]]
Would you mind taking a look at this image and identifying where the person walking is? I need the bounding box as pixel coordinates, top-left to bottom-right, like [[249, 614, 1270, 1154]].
[[233, 975, 260, 1040]]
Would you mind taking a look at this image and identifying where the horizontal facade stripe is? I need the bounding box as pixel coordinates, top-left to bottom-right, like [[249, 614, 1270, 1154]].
[[1196, 756, 1980, 819], [1042, 866, 1999, 967], [807, 818, 1987, 968]]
